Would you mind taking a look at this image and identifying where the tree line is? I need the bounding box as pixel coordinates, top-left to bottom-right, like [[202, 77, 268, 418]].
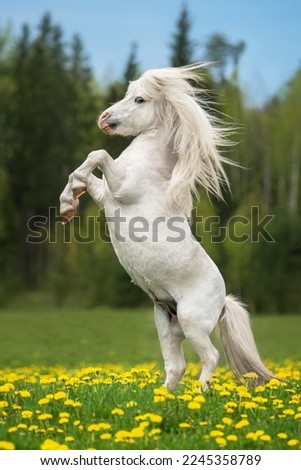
[[0, 7, 300, 312]]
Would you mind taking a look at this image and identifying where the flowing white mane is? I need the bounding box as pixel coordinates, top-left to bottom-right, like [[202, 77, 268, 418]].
[[134, 65, 232, 215]]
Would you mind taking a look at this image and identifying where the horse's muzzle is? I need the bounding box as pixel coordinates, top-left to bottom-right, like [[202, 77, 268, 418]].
[[98, 112, 118, 134]]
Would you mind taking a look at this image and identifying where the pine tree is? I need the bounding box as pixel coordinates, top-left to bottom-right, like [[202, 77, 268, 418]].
[[123, 42, 140, 83], [170, 4, 194, 67]]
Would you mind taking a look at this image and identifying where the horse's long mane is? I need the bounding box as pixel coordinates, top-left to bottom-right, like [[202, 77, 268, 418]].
[[138, 64, 233, 216]]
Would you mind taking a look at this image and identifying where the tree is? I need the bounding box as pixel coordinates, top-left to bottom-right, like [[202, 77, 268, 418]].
[[170, 4, 195, 67], [205, 34, 245, 83], [3, 13, 99, 288], [123, 42, 140, 83]]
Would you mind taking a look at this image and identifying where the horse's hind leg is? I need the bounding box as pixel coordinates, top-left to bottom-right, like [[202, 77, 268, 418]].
[[177, 300, 220, 389], [154, 304, 186, 390]]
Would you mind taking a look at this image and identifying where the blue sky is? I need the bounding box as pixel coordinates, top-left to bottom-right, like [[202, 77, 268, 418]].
[[1, 0, 301, 106]]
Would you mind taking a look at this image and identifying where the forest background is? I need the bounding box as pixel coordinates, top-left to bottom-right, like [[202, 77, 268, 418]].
[[0, 5, 301, 314]]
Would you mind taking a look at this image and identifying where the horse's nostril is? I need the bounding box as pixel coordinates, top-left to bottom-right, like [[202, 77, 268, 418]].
[[106, 117, 119, 128]]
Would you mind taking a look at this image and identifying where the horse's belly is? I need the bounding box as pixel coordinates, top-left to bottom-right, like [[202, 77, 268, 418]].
[[110, 234, 207, 302]]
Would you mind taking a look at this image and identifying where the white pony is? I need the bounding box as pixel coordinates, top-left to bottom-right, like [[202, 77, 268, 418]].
[[60, 65, 273, 389]]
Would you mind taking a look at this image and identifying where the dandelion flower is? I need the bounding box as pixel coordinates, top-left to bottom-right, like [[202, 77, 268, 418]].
[[0, 441, 15, 450], [226, 434, 237, 441], [288, 439, 299, 447], [21, 410, 33, 419], [260, 434, 271, 442], [41, 439, 69, 450], [54, 391, 67, 400], [215, 437, 227, 446], [100, 433, 112, 440], [18, 390, 31, 398], [234, 419, 249, 429], [38, 398, 50, 405], [210, 430, 224, 437], [111, 407, 124, 416], [188, 401, 201, 410], [222, 417, 233, 426], [277, 433, 287, 439]]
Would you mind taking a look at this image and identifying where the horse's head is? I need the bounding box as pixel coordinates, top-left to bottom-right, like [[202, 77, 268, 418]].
[[99, 65, 232, 214], [98, 75, 161, 136]]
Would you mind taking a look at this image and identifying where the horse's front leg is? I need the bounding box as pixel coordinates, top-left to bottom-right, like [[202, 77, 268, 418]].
[[60, 149, 126, 222]]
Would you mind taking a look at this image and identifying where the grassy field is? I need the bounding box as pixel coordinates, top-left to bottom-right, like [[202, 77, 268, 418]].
[[1, 307, 301, 366], [0, 307, 300, 450]]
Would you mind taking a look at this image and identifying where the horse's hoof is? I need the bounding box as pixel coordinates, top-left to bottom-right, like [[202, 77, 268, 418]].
[[73, 187, 86, 199], [61, 209, 75, 224]]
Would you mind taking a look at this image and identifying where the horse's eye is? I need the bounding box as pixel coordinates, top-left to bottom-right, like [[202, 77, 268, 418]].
[[134, 96, 145, 104]]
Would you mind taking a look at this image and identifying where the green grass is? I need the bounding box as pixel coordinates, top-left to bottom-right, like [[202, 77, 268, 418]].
[[0, 308, 300, 450], [1, 307, 300, 366]]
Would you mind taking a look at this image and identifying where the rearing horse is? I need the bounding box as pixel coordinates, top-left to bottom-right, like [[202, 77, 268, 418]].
[[60, 65, 273, 389]]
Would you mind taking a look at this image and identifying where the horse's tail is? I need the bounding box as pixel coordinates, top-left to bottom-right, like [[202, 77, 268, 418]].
[[218, 294, 273, 382]]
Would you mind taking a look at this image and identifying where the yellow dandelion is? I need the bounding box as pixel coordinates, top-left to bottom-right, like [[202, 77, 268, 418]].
[[59, 418, 69, 424], [225, 401, 238, 408], [283, 409, 295, 415], [38, 413, 53, 421], [130, 427, 145, 438], [126, 401, 137, 408], [0, 383, 15, 393], [64, 399, 75, 406], [260, 434, 271, 442], [41, 439, 69, 450], [179, 422, 191, 428], [59, 412, 70, 418], [111, 407, 124, 416], [17, 423, 28, 430], [0, 401, 9, 408], [38, 398, 50, 405], [18, 390, 31, 398], [243, 372, 259, 379], [215, 437, 227, 446], [294, 413, 301, 420], [234, 419, 249, 429], [222, 417, 233, 426], [288, 439, 299, 447], [277, 433, 288, 439], [21, 410, 33, 419], [177, 394, 192, 401], [148, 428, 161, 437], [149, 414, 162, 423], [219, 390, 231, 397], [252, 396, 268, 404], [188, 401, 201, 410], [226, 434, 238, 441], [210, 430, 224, 437], [0, 441, 15, 450], [154, 396, 166, 403], [65, 436, 74, 442], [8, 426, 18, 433], [115, 430, 134, 443], [54, 391, 67, 400], [72, 401, 81, 407], [100, 433, 112, 440], [193, 395, 205, 403], [28, 425, 38, 432], [58, 374, 69, 382], [267, 378, 281, 389]]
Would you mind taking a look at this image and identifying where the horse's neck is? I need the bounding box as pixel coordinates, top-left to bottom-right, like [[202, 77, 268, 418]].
[[120, 127, 176, 177]]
